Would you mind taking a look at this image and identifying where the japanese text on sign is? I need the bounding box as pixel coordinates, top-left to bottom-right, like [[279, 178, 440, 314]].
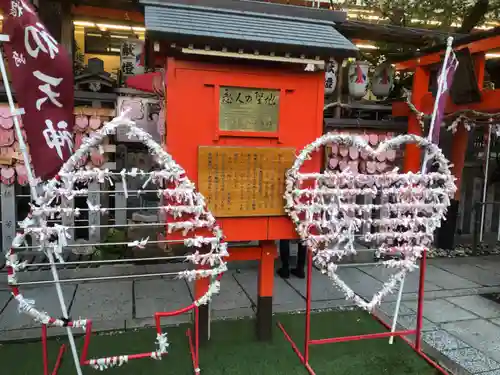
[[1, 0, 75, 178], [198, 146, 295, 217], [219, 87, 280, 133], [120, 39, 144, 80]]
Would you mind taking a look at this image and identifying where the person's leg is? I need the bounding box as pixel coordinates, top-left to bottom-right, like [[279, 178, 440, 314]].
[[291, 242, 306, 279], [277, 240, 291, 279]]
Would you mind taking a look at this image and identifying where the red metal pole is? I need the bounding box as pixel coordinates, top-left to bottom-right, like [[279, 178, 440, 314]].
[[277, 322, 306, 363], [304, 248, 313, 364], [42, 325, 49, 375], [415, 250, 428, 351], [309, 329, 417, 345], [80, 320, 93, 365], [195, 305, 200, 372], [51, 344, 66, 375]]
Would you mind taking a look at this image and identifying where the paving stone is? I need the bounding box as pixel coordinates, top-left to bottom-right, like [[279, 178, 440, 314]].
[[478, 370, 500, 375], [232, 269, 304, 309], [442, 347, 500, 374], [71, 281, 132, 322], [398, 314, 439, 332], [492, 318, 500, 327], [0, 326, 69, 341], [431, 262, 500, 287], [187, 272, 253, 312], [422, 287, 499, 301], [446, 295, 500, 319], [0, 285, 75, 330], [422, 330, 470, 352], [212, 307, 254, 320], [442, 319, 500, 362], [134, 278, 192, 325], [404, 299, 477, 323], [471, 257, 500, 276], [0, 290, 11, 311], [311, 299, 355, 312], [284, 267, 344, 301], [425, 265, 481, 290], [376, 301, 416, 318], [361, 266, 442, 293], [331, 267, 384, 301]]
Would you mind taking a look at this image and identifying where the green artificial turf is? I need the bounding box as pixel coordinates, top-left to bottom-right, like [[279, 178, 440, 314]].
[[0, 310, 438, 375]]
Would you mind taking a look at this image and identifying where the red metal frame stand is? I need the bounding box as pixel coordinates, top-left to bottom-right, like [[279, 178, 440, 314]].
[[39, 305, 200, 375], [155, 306, 201, 375], [277, 249, 450, 375], [41, 324, 66, 375]]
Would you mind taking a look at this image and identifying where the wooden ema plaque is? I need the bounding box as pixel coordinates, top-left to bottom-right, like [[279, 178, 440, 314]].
[[198, 146, 295, 217]]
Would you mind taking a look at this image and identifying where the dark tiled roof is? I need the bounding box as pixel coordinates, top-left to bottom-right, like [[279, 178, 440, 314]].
[[140, 0, 348, 23], [143, 3, 358, 58]]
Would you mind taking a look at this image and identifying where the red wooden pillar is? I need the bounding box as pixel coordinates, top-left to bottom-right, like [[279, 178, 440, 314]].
[[256, 241, 277, 341], [452, 53, 485, 199], [404, 66, 430, 172], [438, 53, 486, 249]]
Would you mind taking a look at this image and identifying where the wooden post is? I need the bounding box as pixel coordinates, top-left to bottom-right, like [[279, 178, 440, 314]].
[[1, 183, 16, 254], [257, 240, 277, 341], [61, 196, 75, 245], [115, 144, 128, 227], [195, 265, 211, 345], [403, 66, 429, 172], [88, 181, 101, 244], [334, 58, 343, 119]]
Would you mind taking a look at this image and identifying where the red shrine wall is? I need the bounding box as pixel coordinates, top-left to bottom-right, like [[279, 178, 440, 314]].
[[165, 58, 324, 242]]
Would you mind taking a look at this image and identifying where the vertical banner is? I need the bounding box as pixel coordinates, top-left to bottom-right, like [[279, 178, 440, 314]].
[[0, 0, 74, 179], [120, 39, 145, 84]]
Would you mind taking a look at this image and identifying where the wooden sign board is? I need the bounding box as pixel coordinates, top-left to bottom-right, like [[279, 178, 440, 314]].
[[198, 146, 295, 217]]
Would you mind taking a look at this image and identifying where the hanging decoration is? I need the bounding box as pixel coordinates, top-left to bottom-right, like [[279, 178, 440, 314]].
[[324, 60, 338, 95], [284, 133, 456, 311], [404, 94, 500, 134], [348, 61, 369, 99], [371, 62, 395, 98], [5, 113, 227, 370]]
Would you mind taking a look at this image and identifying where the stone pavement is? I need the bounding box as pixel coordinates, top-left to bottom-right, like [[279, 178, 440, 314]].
[[2, 255, 500, 375]]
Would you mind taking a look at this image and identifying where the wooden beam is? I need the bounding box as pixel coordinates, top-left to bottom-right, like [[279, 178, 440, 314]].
[[71, 5, 144, 22], [392, 88, 500, 118], [395, 35, 500, 70]]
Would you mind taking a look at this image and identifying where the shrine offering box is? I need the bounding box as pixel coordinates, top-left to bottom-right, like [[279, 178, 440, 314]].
[[165, 58, 324, 242]]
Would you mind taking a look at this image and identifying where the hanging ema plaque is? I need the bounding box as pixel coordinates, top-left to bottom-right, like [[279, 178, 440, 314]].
[[219, 87, 280, 132], [198, 146, 295, 217]]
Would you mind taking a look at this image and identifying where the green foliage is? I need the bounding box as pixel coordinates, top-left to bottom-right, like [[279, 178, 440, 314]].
[[94, 228, 128, 260], [73, 40, 86, 76], [340, 0, 500, 31]]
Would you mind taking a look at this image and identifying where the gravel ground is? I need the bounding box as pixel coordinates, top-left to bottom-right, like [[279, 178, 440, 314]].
[[428, 243, 500, 258]]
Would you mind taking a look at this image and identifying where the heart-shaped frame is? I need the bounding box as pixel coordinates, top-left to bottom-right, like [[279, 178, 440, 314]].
[[5, 113, 228, 370], [284, 133, 456, 311]]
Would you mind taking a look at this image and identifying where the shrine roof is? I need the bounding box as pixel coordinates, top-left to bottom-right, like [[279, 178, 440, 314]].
[[141, 1, 358, 59], [390, 27, 500, 63]]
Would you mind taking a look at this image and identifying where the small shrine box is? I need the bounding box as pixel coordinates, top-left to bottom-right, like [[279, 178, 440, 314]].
[[143, 0, 358, 242]]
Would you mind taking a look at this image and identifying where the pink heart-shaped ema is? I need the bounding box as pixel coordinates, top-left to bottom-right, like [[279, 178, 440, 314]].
[[284, 133, 456, 311], [89, 116, 101, 130], [75, 115, 89, 131]]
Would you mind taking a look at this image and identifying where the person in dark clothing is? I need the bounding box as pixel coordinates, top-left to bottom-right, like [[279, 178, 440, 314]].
[[277, 240, 307, 279]]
